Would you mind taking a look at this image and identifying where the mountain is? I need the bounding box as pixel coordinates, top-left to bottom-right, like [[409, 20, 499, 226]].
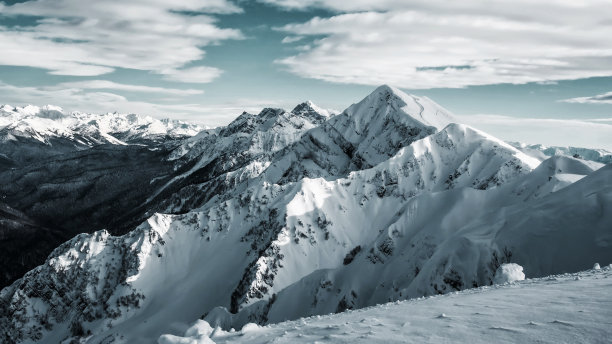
[[0, 104, 203, 168], [0, 104, 203, 145], [210, 158, 609, 328], [508, 141, 612, 164], [0, 106, 205, 289], [0, 86, 610, 343], [162, 267, 612, 344]]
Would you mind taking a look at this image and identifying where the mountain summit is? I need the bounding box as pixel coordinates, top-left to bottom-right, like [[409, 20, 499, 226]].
[[346, 84, 457, 130]]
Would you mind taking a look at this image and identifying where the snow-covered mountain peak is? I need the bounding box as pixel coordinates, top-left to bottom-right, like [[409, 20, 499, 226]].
[[346, 84, 458, 131], [258, 107, 284, 119], [509, 141, 612, 164], [1, 104, 66, 119], [0, 105, 204, 145], [371, 84, 403, 97], [291, 101, 334, 118], [37, 105, 67, 119]]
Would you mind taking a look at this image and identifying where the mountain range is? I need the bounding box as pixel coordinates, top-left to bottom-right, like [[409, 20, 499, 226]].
[[0, 86, 610, 343]]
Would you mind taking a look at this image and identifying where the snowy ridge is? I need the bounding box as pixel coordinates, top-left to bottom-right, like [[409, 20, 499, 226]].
[[149, 101, 332, 211], [509, 141, 612, 164], [0, 86, 610, 343], [0, 104, 204, 145], [203, 156, 606, 329], [163, 266, 612, 344], [169, 101, 331, 162]]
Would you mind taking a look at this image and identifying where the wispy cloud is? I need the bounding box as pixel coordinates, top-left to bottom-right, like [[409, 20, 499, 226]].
[[156, 66, 224, 84], [458, 114, 612, 150], [268, 0, 612, 89], [281, 36, 304, 44], [561, 92, 612, 104], [0, 80, 203, 118], [0, 0, 243, 81], [54, 80, 204, 95]]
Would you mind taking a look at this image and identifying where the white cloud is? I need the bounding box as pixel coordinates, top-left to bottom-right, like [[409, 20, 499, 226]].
[[54, 80, 204, 95], [259, 0, 409, 11], [0, 0, 243, 80], [458, 114, 612, 150], [561, 92, 612, 104], [588, 118, 612, 123], [157, 66, 224, 84], [281, 36, 304, 44], [0, 80, 286, 127], [270, 0, 612, 88]]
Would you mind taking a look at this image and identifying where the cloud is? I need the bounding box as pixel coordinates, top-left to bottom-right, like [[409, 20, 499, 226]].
[[587, 118, 612, 123], [54, 80, 204, 95], [269, 0, 612, 88], [458, 114, 612, 150], [259, 0, 411, 11], [561, 92, 612, 104], [281, 36, 304, 44], [157, 66, 224, 84], [0, 0, 243, 80], [0, 80, 286, 127]]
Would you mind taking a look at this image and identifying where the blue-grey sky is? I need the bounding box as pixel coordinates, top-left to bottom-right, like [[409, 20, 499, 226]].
[[1, 0, 611, 149]]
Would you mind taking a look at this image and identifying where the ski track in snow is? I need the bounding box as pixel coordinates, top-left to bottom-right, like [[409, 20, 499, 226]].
[[163, 267, 612, 344]]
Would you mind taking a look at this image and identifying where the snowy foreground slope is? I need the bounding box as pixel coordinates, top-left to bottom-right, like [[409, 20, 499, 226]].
[[1, 85, 611, 343], [162, 267, 612, 344]]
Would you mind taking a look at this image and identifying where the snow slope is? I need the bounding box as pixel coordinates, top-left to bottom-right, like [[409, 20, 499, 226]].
[[0, 86, 610, 344], [163, 267, 612, 344], [205, 159, 608, 329]]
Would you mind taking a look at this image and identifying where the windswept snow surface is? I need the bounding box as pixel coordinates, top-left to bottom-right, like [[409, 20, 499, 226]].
[[163, 267, 612, 344]]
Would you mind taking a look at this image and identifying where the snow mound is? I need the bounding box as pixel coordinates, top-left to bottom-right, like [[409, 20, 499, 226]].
[[593, 263, 601, 270], [494, 263, 525, 284], [158, 320, 215, 344], [240, 323, 262, 333]]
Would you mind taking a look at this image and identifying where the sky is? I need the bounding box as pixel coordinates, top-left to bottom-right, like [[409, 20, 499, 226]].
[[0, 0, 611, 149]]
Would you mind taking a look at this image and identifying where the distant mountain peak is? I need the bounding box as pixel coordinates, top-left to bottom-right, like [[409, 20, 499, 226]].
[[0, 105, 204, 144], [371, 84, 404, 98], [291, 100, 334, 118]]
